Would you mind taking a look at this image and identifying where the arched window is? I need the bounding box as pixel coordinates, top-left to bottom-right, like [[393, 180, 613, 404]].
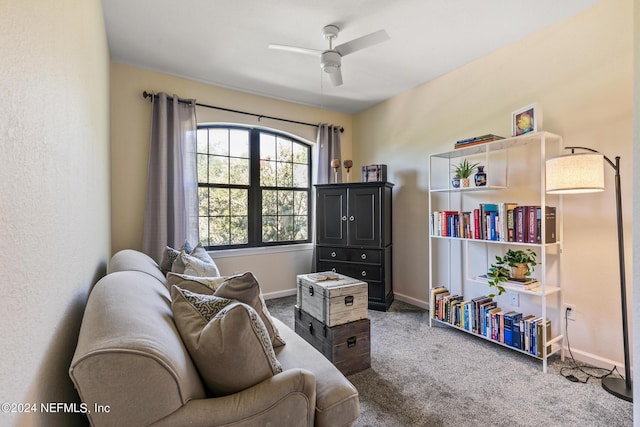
[[196, 125, 311, 249]]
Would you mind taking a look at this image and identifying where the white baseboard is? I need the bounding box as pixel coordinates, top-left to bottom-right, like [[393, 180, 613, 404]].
[[263, 288, 296, 300], [394, 292, 429, 310], [562, 346, 627, 373]]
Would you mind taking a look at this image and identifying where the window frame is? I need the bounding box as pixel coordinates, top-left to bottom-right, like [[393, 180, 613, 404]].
[[197, 124, 312, 250]]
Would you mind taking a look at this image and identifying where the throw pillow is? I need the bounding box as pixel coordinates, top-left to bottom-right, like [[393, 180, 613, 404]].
[[172, 250, 220, 277], [166, 272, 227, 295], [214, 272, 285, 347], [160, 240, 194, 274], [171, 286, 282, 396]]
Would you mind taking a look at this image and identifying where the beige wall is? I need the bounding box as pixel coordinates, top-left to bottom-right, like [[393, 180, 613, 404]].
[[632, 0, 639, 417], [353, 0, 633, 369], [0, 1, 111, 426], [110, 63, 352, 294]]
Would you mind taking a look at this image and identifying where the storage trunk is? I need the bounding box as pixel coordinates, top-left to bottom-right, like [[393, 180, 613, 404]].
[[294, 307, 371, 375], [296, 273, 368, 327]]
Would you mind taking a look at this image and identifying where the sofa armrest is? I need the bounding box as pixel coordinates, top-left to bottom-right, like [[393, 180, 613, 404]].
[[150, 368, 316, 427]]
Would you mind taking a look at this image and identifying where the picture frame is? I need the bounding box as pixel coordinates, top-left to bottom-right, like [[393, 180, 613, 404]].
[[512, 103, 539, 136]]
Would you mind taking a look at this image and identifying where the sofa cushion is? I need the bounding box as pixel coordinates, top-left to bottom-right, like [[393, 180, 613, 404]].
[[160, 241, 194, 274], [214, 272, 285, 348], [172, 248, 220, 277], [166, 272, 227, 295], [171, 286, 282, 396]]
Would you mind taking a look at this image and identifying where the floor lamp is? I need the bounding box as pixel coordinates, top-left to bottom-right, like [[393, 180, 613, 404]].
[[546, 146, 632, 402]]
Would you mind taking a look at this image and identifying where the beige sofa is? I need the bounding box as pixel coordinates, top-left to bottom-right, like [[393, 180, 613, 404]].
[[69, 249, 360, 426]]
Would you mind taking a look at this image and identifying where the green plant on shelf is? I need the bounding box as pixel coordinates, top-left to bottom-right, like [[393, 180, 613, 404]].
[[452, 159, 480, 179], [487, 248, 537, 297]]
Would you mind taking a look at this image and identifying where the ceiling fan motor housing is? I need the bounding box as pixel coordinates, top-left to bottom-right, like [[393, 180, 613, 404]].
[[321, 50, 341, 73]]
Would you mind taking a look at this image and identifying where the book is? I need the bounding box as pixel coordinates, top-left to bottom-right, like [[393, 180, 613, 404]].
[[526, 206, 539, 243], [470, 296, 492, 334], [543, 206, 557, 243], [498, 203, 518, 242], [506, 208, 516, 242], [454, 134, 505, 149], [514, 206, 527, 243], [308, 271, 340, 281], [521, 315, 537, 352], [536, 319, 552, 357], [476, 274, 539, 290], [430, 286, 449, 317]]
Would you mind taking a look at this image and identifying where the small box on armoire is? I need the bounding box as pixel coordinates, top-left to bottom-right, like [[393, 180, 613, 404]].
[[361, 164, 387, 182]]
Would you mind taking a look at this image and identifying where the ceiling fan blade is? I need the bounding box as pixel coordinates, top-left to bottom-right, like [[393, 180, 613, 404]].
[[268, 43, 322, 57], [328, 68, 343, 86], [335, 29, 389, 57]]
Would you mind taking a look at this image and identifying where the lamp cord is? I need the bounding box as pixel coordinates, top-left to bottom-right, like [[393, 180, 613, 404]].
[[560, 308, 621, 383]]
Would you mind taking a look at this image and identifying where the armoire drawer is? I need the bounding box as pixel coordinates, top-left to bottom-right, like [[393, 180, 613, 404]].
[[317, 247, 382, 264], [316, 261, 381, 282]]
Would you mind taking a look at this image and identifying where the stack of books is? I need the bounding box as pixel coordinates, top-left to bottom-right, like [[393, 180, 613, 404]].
[[454, 134, 504, 149]]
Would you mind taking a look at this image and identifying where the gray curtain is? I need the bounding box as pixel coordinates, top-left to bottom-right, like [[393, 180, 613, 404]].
[[316, 124, 342, 184], [142, 93, 199, 263]]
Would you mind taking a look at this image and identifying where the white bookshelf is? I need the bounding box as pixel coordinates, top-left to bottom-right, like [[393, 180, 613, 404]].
[[427, 131, 565, 372]]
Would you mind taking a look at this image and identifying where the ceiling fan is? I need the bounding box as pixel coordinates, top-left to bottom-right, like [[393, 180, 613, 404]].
[[268, 25, 390, 86]]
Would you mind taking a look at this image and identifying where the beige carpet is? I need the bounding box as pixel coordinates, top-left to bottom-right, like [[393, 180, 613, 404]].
[[267, 296, 632, 427]]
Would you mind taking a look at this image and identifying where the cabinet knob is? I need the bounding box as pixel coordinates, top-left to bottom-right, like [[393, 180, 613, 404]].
[[342, 216, 347, 221], [331, 251, 337, 258], [361, 271, 367, 277], [349, 215, 355, 221], [361, 253, 367, 260]]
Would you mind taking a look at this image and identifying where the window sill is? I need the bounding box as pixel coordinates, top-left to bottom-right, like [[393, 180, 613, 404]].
[[208, 243, 314, 259]]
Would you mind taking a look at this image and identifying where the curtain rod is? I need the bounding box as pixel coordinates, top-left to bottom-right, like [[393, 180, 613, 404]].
[[142, 91, 344, 133]]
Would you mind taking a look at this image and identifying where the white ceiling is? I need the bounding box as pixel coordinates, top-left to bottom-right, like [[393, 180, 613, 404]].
[[102, 0, 597, 115]]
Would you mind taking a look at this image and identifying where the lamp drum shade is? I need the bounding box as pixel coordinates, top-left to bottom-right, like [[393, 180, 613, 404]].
[[545, 153, 605, 194]]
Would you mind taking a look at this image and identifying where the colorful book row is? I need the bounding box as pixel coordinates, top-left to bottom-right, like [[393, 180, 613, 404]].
[[430, 287, 552, 357], [430, 204, 556, 243]]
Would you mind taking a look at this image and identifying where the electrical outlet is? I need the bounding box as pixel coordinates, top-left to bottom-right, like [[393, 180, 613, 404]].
[[508, 291, 519, 307], [563, 303, 576, 321]]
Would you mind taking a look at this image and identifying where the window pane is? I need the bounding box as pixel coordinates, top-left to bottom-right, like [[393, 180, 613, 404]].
[[277, 137, 292, 162], [230, 129, 249, 158], [262, 190, 277, 215], [209, 188, 229, 216], [197, 129, 208, 154], [230, 216, 248, 244], [293, 191, 308, 216], [278, 216, 294, 241], [209, 155, 228, 184], [262, 216, 277, 242], [294, 216, 308, 240], [292, 142, 308, 164], [199, 217, 210, 246], [197, 154, 208, 183], [260, 160, 276, 187], [276, 162, 292, 187], [229, 157, 249, 185], [293, 164, 308, 188], [278, 191, 294, 215], [198, 188, 209, 216], [260, 133, 276, 160], [209, 129, 229, 156], [209, 217, 230, 245], [230, 189, 248, 216]]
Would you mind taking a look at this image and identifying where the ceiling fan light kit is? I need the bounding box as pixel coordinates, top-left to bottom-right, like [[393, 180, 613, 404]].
[[269, 24, 389, 86]]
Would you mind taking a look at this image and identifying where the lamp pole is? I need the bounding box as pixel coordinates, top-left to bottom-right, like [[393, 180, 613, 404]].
[[566, 147, 631, 401]]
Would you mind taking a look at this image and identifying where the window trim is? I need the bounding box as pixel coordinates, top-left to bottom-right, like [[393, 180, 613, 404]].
[[197, 124, 312, 250]]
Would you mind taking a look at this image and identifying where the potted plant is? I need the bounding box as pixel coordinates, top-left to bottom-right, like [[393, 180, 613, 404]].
[[486, 248, 537, 297], [452, 159, 479, 187]]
